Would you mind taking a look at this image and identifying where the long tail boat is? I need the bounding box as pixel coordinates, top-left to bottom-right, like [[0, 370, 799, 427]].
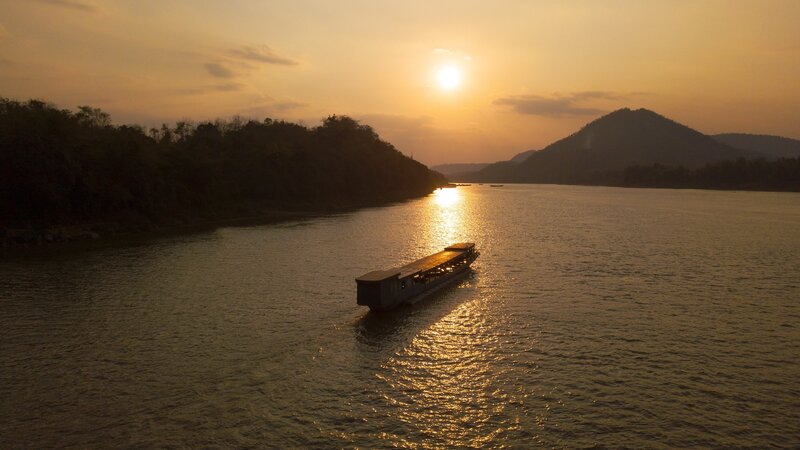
[[355, 243, 479, 311]]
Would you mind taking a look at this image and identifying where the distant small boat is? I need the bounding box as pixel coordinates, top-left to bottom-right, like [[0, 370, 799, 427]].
[[490, 184, 504, 187], [356, 243, 479, 311], [454, 183, 472, 186]]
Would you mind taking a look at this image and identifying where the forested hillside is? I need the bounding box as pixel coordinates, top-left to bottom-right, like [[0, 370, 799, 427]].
[[0, 98, 444, 242], [463, 108, 751, 184]]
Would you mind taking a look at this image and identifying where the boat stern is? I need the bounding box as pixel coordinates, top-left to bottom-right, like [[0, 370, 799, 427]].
[[355, 270, 401, 310]]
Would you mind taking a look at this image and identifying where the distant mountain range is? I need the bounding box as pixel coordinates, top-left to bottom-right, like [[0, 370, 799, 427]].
[[431, 149, 538, 176], [509, 149, 538, 163], [712, 133, 800, 160], [453, 108, 797, 184], [429, 163, 489, 177]]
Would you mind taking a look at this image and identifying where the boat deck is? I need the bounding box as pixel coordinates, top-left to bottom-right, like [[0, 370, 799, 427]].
[[397, 250, 463, 279]]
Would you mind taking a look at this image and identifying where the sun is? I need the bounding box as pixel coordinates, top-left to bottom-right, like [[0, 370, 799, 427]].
[[436, 66, 462, 91]]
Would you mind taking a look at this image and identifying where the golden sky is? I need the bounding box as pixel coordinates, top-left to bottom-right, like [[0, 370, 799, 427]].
[[1, 0, 799, 165]]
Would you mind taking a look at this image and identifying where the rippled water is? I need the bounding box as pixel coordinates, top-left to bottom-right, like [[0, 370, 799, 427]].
[[2, 185, 800, 448]]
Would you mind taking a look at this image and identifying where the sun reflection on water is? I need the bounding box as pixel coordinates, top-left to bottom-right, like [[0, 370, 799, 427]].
[[376, 297, 516, 447], [432, 187, 461, 207], [427, 188, 465, 247], [368, 185, 515, 446]]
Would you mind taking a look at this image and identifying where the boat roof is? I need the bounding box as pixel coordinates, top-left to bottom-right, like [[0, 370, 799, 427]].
[[398, 250, 463, 279], [445, 242, 475, 251], [356, 242, 476, 282], [356, 269, 401, 282]]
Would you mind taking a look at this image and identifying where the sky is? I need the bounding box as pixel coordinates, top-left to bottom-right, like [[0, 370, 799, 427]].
[[1, 0, 799, 165]]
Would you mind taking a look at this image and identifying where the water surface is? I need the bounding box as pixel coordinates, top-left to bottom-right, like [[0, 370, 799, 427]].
[[2, 185, 799, 448]]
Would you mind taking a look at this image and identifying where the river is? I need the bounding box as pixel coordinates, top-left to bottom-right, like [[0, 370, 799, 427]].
[[2, 184, 799, 448]]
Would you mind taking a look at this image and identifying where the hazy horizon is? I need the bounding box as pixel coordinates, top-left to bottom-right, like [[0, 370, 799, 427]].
[[1, 0, 799, 165]]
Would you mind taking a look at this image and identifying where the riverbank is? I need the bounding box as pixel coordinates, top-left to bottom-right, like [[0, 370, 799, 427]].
[[0, 196, 426, 250], [451, 176, 800, 193], [0, 211, 296, 249]]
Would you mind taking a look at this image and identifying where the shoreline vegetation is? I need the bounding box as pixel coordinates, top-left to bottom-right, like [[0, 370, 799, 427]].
[[0, 98, 445, 247], [453, 157, 800, 192], [620, 158, 800, 191]]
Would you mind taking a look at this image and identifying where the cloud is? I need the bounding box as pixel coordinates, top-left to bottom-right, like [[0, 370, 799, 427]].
[[173, 82, 245, 96], [205, 62, 236, 78], [494, 95, 604, 117], [431, 47, 473, 62], [243, 98, 309, 118], [494, 91, 638, 117], [34, 0, 96, 12], [214, 82, 244, 92], [202, 45, 297, 81], [569, 91, 626, 101], [228, 45, 298, 66], [271, 100, 307, 111]]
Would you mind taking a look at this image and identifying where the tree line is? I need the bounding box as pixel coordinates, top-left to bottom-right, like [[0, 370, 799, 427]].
[[621, 158, 800, 191], [0, 98, 445, 227]]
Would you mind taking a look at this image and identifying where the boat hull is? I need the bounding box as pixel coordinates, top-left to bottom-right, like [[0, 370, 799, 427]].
[[401, 261, 473, 306]]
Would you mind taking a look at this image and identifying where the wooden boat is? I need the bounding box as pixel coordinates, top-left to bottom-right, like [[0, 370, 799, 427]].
[[356, 243, 479, 311]]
